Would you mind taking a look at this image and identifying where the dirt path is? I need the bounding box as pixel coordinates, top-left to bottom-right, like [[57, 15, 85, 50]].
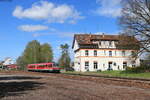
[[0, 71, 150, 100]]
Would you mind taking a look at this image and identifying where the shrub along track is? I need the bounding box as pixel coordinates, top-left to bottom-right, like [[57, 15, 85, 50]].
[[1, 71, 150, 89]]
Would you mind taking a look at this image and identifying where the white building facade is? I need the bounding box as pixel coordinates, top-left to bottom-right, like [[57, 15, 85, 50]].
[[72, 34, 140, 72], [3, 57, 15, 65]]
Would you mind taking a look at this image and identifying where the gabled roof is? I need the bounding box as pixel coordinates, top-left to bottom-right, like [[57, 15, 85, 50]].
[[72, 34, 140, 50], [74, 34, 119, 44]]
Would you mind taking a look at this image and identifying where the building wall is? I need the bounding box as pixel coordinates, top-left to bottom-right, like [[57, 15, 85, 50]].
[[74, 49, 140, 72], [73, 39, 79, 51], [79, 49, 134, 57], [98, 41, 116, 48], [3, 58, 14, 65]]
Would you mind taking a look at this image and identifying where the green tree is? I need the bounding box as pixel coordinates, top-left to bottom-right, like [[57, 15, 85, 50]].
[[23, 40, 41, 64], [58, 44, 71, 68], [16, 56, 26, 70], [145, 53, 150, 62], [40, 43, 53, 62], [17, 40, 41, 69], [17, 40, 54, 70]]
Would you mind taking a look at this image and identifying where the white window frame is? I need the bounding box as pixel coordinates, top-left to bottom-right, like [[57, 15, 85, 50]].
[[94, 62, 98, 69], [109, 51, 112, 57], [85, 50, 89, 56], [109, 41, 112, 46], [85, 61, 89, 70], [122, 51, 125, 57], [94, 50, 97, 56], [123, 62, 127, 69]]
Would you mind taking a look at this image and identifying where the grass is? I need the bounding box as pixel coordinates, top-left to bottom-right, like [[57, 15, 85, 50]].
[[63, 70, 150, 79]]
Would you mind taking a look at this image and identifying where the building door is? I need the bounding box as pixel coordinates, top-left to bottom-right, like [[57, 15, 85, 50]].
[[108, 62, 113, 70], [123, 62, 127, 69]]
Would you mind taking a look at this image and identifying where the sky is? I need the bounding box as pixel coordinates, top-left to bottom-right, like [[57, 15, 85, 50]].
[[0, 0, 122, 61]]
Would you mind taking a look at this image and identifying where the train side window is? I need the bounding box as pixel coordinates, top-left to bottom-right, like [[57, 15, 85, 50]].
[[48, 64, 52, 67], [31, 65, 35, 68], [39, 65, 44, 67]]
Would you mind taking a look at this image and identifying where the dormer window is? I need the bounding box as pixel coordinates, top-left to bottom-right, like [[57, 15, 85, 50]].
[[92, 40, 97, 44], [109, 41, 112, 46], [99, 41, 101, 46], [103, 41, 105, 45]]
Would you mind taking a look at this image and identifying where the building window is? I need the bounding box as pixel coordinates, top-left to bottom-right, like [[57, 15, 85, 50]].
[[103, 41, 105, 45], [109, 41, 112, 46], [132, 64, 136, 67], [131, 51, 136, 57], [94, 50, 97, 56], [114, 62, 116, 66], [118, 66, 120, 70], [94, 62, 98, 69], [123, 62, 127, 69], [109, 51, 112, 57], [108, 62, 113, 70], [103, 64, 105, 67], [99, 41, 101, 46], [132, 60, 136, 67], [85, 50, 89, 56], [85, 61, 89, 70], [122, 51, 125, 56], [131, 51, 134, 55], [115, 51, 117, 56]]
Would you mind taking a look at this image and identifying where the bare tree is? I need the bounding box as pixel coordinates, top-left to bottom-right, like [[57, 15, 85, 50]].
[[119, 0, 150, 55]]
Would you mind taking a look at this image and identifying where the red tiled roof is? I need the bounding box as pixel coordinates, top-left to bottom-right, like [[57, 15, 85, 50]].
[[74, 34, 120, 45], [73, 34, 140, 50]]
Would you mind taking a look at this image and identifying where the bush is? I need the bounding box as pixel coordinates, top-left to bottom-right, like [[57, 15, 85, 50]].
[[65, 67, 74, 71], [97, 70, 101, 72], [124, 66, 150, 73]]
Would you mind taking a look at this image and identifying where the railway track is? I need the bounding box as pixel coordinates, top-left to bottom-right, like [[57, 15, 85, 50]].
[[38, 72, 150, 89], [1, 71, 150, 100], [26, 71, 150, 83], [62, 73, 150, 82], [1, 71, 150, 89]]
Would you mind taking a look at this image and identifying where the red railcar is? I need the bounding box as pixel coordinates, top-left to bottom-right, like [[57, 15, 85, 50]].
[[27, 63, 61, 73], [7, 64, 19, 69]]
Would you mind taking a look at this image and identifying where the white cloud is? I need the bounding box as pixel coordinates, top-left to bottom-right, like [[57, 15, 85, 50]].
[[18, 25, 48, 32], [95, 0, 122, 18], [13, 1, 83, 23], [31, 31, 84, 38]]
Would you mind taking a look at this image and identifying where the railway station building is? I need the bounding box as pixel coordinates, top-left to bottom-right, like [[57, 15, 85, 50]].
[[72, 34, 140, 72]]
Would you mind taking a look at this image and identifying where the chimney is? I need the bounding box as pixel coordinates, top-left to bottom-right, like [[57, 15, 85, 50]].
[[90, 34, 92, 38], [102, 33, 105, 37], [89, 32, 92, 38]]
